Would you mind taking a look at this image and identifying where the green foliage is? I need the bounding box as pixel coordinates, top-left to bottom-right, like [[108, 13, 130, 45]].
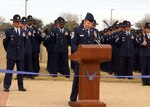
[[0, 22, 12, 32], [60, 12, 79, 31], [65, 21, 79, 32], [43, 23, 53, 32], [135, 13, 150, 29], [33, 17, 43, 30]]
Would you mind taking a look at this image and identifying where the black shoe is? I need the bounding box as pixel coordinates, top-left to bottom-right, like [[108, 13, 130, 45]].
[[70, 99, 77, 102], [4, 88, 9, 92], [128, 77, 133, 80], [18, 87, 27, 91], [142, 82, 149, 86], [30, 76, 35, 80], [65, 75, 70, 78]]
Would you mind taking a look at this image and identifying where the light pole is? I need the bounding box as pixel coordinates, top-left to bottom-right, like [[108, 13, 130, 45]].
[[25, 0, 28, 17], [111, 9, 114, 25]]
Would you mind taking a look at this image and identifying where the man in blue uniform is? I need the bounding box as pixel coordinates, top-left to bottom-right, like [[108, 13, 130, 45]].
[[3, 14, 26, 91], [70, 12, 95, 101], [52, 17, 71, 77], [32, 19, 43, 74], [138, 23, 150, 86], [21, 17, 34, 79], [27, 15, 42, 75], [134, 29, 141, 73], [44, 19, 59, 75], [117, 20, 136, 79]]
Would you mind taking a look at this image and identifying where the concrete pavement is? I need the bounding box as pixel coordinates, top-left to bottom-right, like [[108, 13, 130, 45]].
[[0, 79, 150, 107]]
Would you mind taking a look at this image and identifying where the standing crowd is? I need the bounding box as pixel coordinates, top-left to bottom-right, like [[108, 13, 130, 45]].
[[3, 14, 42, 92], [2, 13, 150, 98]]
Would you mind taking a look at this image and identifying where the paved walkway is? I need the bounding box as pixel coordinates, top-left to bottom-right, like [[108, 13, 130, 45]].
[[0, 79, 150, 107]]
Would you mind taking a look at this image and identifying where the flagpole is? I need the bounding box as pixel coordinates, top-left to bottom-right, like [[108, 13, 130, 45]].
[[25, 0, 28, 17]]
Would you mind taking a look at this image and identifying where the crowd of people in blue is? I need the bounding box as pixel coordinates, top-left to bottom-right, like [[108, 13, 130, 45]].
[[2, 12, 150, 102]]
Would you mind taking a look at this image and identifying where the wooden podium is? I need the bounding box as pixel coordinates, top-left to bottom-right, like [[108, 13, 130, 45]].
[[69, 44, 112, 107]]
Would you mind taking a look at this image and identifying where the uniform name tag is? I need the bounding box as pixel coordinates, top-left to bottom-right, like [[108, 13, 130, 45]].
[[80, 35, 84, 37], [10, 35, 14, 37]]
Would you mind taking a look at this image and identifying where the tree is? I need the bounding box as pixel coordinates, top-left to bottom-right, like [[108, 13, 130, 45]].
[[0, 16, 13, 32], [60, 12, 79, 22], [0, 23, 12, 32], [0, 17, 5, 26], [33, 17, 43, 30], [135, 13, 150, 29], [60, 12, 79, 32], [43, 23, 53, 32], [65, 21, 79, 32]]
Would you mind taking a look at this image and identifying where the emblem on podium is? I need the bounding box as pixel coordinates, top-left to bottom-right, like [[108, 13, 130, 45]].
[[86, 71, 97, 81]]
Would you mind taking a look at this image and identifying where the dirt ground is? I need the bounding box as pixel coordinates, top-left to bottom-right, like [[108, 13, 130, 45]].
[[1, 34, 150, 107]]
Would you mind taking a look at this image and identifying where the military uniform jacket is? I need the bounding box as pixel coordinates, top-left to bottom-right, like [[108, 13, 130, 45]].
[[52, 27, 71, 53], [43, 32, 51, 48], [28, 26, 42, 53], [32, 26, 43, 50], [117, 31, 136, 57], [71, 25, 95, 52], [138, 34, 150, 56], [24, 28, 33, 54], [3, 27, 26, 60]]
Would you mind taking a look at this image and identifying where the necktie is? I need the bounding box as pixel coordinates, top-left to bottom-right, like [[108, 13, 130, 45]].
[[17, 28, 19, 36], [126, 31, 129, 36], [60, 29, 63, 33], [86, 29, 90, 36], [128, 31, 130, 36]]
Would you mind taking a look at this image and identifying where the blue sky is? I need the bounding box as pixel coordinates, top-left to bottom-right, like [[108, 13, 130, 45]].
[[1, 0, 150, 29]]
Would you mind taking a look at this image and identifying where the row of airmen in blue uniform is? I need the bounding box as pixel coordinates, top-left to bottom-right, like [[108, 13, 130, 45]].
[[42, 13, 150, 102], [94, 21, 150, 86], [69, 13, 150, 101], [21, 15, 43, 79], [3, 14, 43, 92], [42, 13, 101, 102], [3, 12, 150, 100]]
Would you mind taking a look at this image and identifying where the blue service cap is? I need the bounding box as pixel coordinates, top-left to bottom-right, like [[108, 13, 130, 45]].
[[144, 23, 150, 29], [10, 14, 21, 22], [85, 12, 94, 23], [21, 17, 27, 24], [122, 20, 132, 27], [27, 15, 34, 21], [57, 17, 66, 24], [118, 22, 123, 27]]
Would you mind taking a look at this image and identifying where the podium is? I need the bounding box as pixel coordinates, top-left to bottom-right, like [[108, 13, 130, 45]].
[[69, 44, 112, 107]]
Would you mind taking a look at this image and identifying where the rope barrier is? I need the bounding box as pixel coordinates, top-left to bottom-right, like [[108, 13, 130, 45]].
[[0, 69, 148, 79]]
